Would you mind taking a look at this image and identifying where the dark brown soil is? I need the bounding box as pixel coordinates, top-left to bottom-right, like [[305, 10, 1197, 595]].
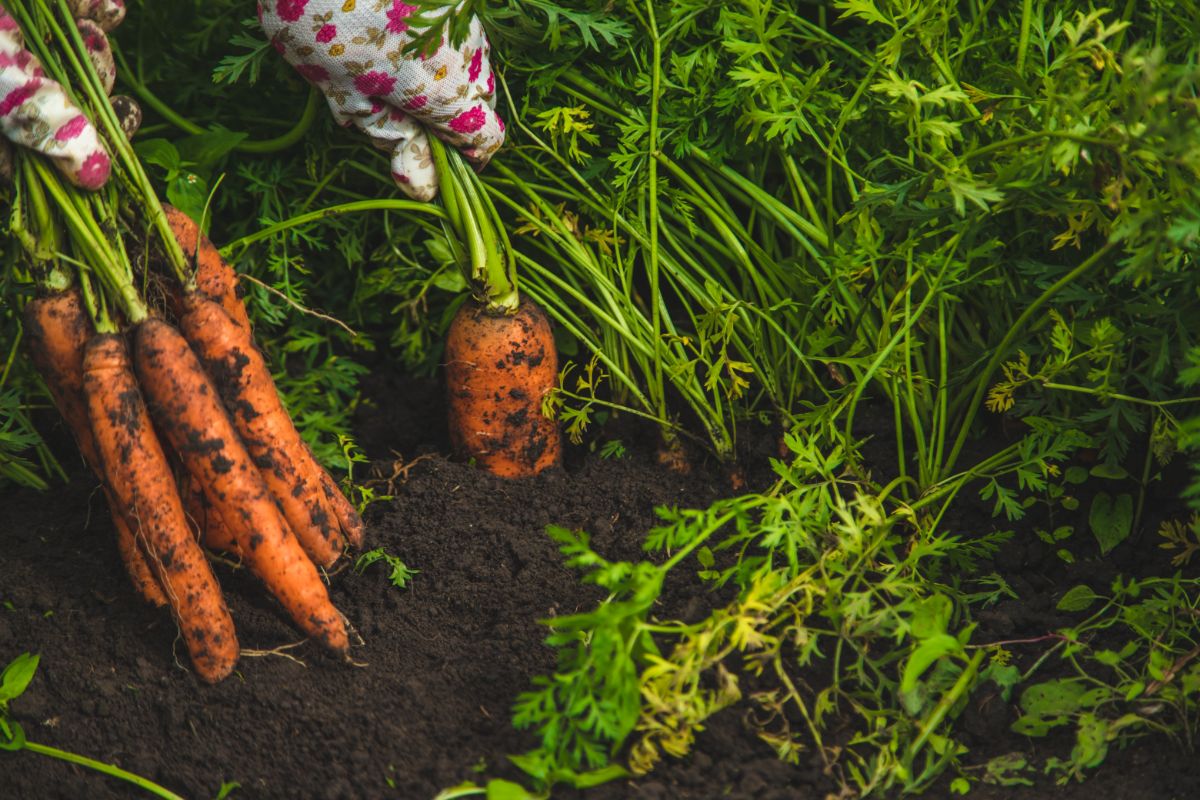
[[2, 371, 1198, 799]]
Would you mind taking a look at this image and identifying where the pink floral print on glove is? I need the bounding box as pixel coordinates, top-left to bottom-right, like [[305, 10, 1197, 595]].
[[259, 0, 505, 202], [0, 1, 125, 190]]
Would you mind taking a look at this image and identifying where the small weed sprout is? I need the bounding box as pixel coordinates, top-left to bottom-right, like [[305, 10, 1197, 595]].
[[354, 548, 418, 590]]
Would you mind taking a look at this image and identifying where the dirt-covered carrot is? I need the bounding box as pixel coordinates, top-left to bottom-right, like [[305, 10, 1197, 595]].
[[133, 317, 349, 654], [430, 138, 563, 478], [24, 288, 168, 607], [178, 294, 344, 567], [23, 288, 102, 469], [112, 507, 169, 608], [83, 333, 238, 683], [445, 298, 562, 477], [180, 473, 240, 555], [312, 456, 365, 550], [161, 204, 251, 332]]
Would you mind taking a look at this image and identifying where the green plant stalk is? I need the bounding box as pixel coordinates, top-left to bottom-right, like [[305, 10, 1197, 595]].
[[22, 740, 185, 800], [905, 650, 985, 766], [644, 0, 667, 430], [428, 137, 517, 313], [510, 227, 734, 458], [1039, 383, 1200, 407], [842, 234, 960, 451], [18, 0, 189, 286], [452, 152, 518, 311], [490, 156, 785, 445], [221, 199, 447, 256], [930, 298, 950, 489], [939, 241, 1118, 480], [27, 158, 147, 326], [1015, 0, 1034, 76], [113, 44, 321, 154]]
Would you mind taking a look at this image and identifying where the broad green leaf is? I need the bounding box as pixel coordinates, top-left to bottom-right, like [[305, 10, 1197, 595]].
[[133, 138, 181, 173], [486, 779, 538, 800], [1070, 712, 1109, 770], [1064, 467, 1090, 484], [175, 129, 248, 175], [911, 594, 953, 639], [431, 268, 468, 293], [1089, 493, 1133, 555], [1123, 681, 1145, 700], [567, 764, 629, 788], [0, 652, 39, 704], [1090, 463, 1129, 480], [1057, 585, 1100, 612], [902, 634, 962, 693], [167, 173, 212, 230], [1019, 679, 1089, 717]]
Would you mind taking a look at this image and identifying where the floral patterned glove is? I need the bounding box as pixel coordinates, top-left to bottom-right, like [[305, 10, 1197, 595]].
[[0, 0, 125, 189], [259, 0, 505, 202]]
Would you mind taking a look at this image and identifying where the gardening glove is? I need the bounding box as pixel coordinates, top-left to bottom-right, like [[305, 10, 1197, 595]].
[[258, 0, 505, 202], [0, 0, 126, 189]]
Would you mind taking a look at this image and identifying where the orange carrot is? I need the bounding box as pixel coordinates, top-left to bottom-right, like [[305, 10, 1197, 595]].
[[312, 454, 365, 550], [445, 297, 562, 477], [160, 204, 251, 332], [181, 473, 240, 555], [83, 333, 238, 682], [133, 317, 349, 654], [178, 295, 344, 567], [112, 504, 169, 608], [24, 289, 102, 470], [24, 290, 167, 607]]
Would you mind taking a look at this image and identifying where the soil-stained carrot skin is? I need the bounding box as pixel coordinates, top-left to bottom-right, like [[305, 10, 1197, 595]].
[[112, 502, 169, 608], [24, 290, 169, 607], [314, 460, 365, 549], [24, 290, 102, 470], [83, 333, 238, 683], [133, 318, 349, 654], [178, 295, 344, 567], [445, 298, 563, 478], [161, 204, 252, 332], [182, 473, 240, 555]]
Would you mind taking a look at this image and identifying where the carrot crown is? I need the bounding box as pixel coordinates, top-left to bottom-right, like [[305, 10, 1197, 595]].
[[6, 0, 194, 330], [429, 137, 519, 315]]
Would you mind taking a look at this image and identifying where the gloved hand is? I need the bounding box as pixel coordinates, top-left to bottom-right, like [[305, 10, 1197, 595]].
[[0, 1, 127, 189], [258, 0, 505, 202]]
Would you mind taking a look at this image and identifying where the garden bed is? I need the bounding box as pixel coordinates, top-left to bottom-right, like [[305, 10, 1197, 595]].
[[2, 371, 1198, 800]]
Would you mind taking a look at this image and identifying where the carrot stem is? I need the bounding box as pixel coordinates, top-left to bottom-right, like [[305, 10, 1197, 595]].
[[429, 137, 518, 314], [112, 43, 322, 155], [219, 199, 446, 257], [18, 0, 190, 285], [23, 741, 186, 800]]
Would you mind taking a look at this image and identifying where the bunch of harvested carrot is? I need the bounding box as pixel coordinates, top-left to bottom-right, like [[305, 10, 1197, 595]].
[[6, 0, 362, 682], [429, 138, 563, 478]]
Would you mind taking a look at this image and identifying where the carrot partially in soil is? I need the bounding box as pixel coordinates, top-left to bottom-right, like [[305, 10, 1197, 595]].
[[83, 333, 238, 683], [133, 317, 349, 654], [24, 289, 167, 607], [178, 294, 344, 567], [429, 137, 563, 478], [445, 297, 562, 477], [161, 204, 251, 332]]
